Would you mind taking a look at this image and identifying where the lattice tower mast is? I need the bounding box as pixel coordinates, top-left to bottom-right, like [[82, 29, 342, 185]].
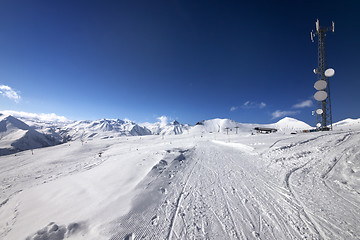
[[311, 19, 335, 131]]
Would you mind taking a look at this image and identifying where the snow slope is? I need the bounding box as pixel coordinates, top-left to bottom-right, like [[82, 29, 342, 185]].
[[271, 117, 312, 132], [0, 125, 359, 239], [0, 115, 59, 156], [333, 118, 360, 131]]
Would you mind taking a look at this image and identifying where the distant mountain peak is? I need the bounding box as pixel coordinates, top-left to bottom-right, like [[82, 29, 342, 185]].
[[171, 120, 180, 125], [0, 115, 60, 156]]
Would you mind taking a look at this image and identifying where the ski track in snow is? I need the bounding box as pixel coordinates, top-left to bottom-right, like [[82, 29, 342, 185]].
[[109, 133, 359, 239], [0, 130, 360, 239]]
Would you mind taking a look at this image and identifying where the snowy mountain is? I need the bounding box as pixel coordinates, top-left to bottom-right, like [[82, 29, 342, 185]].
[[62, 118, 152, 140], [19, 118, 68, 143], [16, 115, 153, 141], [1, 113, 316, 154], [333, 118, 360, 130], [190, 118, 255, 134], [141, 120, 191, 135], [189, 117, 311, 135], [0, 114, 60, 156], [270, 117, 312, 132]]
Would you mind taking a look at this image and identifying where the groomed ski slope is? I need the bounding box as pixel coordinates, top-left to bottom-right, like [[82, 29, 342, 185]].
[[0, 129, 359, 239]]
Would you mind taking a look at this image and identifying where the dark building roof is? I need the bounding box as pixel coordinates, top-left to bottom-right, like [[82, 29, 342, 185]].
[[254, 127, 277, 133]]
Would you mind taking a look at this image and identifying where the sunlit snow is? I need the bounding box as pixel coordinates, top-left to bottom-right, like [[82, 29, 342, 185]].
[[0, 114, 359, 239]]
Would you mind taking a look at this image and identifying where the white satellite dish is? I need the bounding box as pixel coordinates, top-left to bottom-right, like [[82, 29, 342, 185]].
[[313, 68, 318, 74], [314, 91, 328, 101], [316, 109, 323, 114], [316, 123, 321, 128], [314, 80, 327, 90], [325, 68, 335, 77]]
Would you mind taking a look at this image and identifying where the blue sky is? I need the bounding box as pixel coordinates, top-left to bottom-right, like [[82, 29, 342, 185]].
[[0, 1, 359, 125]]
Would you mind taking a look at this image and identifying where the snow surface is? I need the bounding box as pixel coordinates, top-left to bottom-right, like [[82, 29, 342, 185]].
[[0, 115, 359, 239]]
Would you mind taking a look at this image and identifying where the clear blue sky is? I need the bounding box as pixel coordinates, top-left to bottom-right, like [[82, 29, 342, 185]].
[[0, 0, 359, 125]]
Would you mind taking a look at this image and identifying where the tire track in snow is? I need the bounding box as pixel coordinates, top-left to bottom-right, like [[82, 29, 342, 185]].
[[167, 160, 197, 240], [284, 161, 325, 239], [278, 132, 360, 240], [107, 148, 193, 240], [222, 142, 322, 239]]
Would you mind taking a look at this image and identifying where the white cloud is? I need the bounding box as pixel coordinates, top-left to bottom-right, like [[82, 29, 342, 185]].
[[230, 106, 238, 111], [0, 110, 70, 122], [157, 115, 168, 127], [0, 85, 21, 102], [272, 110, 300, 119], [292, 100, 313, 108], [242, 101, 267, 109]]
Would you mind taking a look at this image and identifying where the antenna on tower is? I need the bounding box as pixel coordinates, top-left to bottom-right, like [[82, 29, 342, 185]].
[[311, 19, 335, 131], [316, 19, 320, 32], [310, 30, 314, 42]]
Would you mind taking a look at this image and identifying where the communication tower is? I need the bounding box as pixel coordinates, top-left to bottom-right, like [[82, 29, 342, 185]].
[[311, 19, 335, 131]]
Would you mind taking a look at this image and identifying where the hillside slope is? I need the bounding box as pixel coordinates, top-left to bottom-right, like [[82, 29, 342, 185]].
[[0, 114, 59, 155], [0, 127, 359, 239]]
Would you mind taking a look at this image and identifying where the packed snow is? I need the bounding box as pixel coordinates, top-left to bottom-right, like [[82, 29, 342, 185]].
[[0, 114, 359, 239]]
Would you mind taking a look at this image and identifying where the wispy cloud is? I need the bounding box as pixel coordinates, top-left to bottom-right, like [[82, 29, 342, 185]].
[[157, 115, 169, 127], [242, 101, 266, 109], [292, 100, 313, 108], [0, 110, 70, 122], [0, 85, 21, 102], [140, 115, 174, 127], [272, 110, 300, 119], [230, 106, 238, 112]]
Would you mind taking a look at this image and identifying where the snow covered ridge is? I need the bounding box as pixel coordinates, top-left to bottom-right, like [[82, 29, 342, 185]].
[[190, 117, 312, 134], [333, 118, 360, 130], [0, 114, 60, 156], [0, 114, 192, 155], [140, 120, 191, 135], [2, 112, 359, 156], [61, 119, 152, 140]]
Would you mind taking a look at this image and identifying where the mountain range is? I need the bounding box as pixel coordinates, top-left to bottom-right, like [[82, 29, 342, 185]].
[[1, 112, 359, 156]]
